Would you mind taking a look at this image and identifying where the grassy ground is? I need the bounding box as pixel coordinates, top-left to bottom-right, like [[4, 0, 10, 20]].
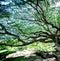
[[0, 42, 57, 61]]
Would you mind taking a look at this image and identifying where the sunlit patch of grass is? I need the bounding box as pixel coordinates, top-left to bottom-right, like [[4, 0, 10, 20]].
[[37, 42, 55, 51], [22, 42, 55, 51]]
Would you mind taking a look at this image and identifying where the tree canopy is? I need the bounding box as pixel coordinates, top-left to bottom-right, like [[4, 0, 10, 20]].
[[0, 0, 60, 47]]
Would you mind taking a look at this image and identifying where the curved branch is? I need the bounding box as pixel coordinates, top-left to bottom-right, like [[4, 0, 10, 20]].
[[0, 38, 46, 47], [0, 41, 37, 47]]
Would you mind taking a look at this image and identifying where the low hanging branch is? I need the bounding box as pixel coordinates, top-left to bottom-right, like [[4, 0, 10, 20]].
[[0, 23, 56, 47], [0, 38, 46, 47], [0, 22, 53, 46], [0, 23, 48, 47], [0, 42, 35, 47]]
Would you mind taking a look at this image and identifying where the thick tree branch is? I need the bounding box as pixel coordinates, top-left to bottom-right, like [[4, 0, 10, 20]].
[[0, 38, 46, 47]]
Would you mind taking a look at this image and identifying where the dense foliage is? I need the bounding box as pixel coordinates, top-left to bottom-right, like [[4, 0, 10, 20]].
[[0, 0, 60, 46], [0, 0, 60, 61]]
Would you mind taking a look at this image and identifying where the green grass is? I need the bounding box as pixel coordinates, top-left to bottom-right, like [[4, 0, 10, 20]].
[[0, 41, 56, 61]]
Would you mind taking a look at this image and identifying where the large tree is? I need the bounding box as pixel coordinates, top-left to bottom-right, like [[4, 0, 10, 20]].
[[0, 0, 60, 48]]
